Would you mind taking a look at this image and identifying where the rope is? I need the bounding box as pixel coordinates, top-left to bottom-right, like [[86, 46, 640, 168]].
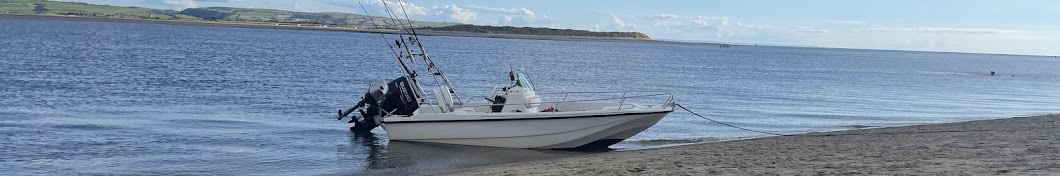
[[676, 103, 787, 136], [675, 103, 993, 137]]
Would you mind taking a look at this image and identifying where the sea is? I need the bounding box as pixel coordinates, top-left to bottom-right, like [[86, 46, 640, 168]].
[[2, 18, 1058, 175]]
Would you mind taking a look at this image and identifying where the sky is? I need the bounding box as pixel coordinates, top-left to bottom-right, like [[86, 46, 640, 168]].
[[64, 0, 1060, 56]]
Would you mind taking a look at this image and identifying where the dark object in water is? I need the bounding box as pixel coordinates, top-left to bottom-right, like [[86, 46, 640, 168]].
[[990, 71, 995, 76], [842, 125, 877, 129]]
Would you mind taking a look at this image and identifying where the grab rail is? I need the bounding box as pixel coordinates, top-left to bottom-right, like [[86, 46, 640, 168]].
[[458, 91, 674, 111]]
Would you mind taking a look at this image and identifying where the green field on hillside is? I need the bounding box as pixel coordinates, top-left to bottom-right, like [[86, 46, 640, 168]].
[[0, 0, 647, 39], [0, 0, 458, 27], [0, 0, 197, 20], [180, 7, 459, 27]]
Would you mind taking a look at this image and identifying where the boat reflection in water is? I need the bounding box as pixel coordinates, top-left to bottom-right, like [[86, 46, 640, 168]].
[[335, 130, 596, 175]]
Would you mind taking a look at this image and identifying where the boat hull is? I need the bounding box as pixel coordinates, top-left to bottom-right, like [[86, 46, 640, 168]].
[[380, 110, 671, 149]]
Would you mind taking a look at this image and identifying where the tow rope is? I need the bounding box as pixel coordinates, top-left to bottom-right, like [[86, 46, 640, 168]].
[[675, 103, 787, 136], [675, 103, 993, 137]]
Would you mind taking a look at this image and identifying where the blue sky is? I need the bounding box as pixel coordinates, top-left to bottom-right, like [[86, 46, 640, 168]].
[[65, 0, 1060, 56]]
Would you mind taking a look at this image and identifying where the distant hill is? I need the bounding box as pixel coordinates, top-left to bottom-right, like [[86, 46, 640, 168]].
[[1, 0, 652, 40], [0, 0, 197, 20], [0, 0, 457, 27], [177, 7, 460, 27], [424, 25, 651, 39]]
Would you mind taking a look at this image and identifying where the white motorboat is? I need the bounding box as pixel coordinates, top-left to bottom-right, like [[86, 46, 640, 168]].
[[337, 9, 674, 150], [382, 71, 675, 149]]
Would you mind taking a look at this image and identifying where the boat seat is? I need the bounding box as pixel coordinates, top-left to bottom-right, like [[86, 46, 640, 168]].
[[490, 95, 506, 113], [433, 87, 455, 112]]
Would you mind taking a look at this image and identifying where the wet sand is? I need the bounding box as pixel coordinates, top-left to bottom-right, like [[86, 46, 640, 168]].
[[441, 114, 1060, 175]]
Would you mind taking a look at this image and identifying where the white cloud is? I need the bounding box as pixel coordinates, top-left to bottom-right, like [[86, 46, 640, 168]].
[[464, 6, 535, 16], [790, 26, 828, 33], [433, 5, 476, 23], [584, 13, 843, 41], [639, 14, 730, 33], [293, 2, 304, 12], [736, 22, 774, 31], [607, 15, 636, 30], [429, 4, 550, 26], [162, 0, 198, 8], [361, 0, 428, 16], [825, 20, 867, 25], [807, 28, 1060, 56], [315, 1, 548, 26], [159, 0, 247, 9], [55, 0, 1060, 56], [644, 14, 680, 20], [854, 27, 1019, 35], [689, 16, 729, 32], [316, 0, 428, 19]]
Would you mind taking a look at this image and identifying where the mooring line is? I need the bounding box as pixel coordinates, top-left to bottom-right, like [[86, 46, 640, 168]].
[[675, 103, 994, 137], [675, 103, 787, 136]]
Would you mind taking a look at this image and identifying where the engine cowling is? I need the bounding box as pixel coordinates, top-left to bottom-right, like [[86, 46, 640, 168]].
[[350, 76, 420, 133]]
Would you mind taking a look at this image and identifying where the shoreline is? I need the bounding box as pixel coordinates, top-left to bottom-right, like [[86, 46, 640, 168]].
[[4, 14, 1055, 57], [0, 13, 723, 46], [441, 114, 1060, 175]]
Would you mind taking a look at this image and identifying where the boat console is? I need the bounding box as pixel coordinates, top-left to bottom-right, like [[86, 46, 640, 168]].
[[486, 70, 543, 113]]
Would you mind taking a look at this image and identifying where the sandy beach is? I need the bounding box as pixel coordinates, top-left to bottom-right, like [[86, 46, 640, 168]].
[[441, 114, 1060, 175]]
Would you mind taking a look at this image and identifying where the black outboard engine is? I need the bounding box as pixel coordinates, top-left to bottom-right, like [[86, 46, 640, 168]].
[[339, 77, 420, 133]]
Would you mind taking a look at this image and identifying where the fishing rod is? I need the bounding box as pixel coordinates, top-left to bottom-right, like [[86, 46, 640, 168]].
[[394, 0, 464, 104], [381, 0, 421, 39], [357, 2, 399, 59], [338, 2, 421, 120], [378, 0, 434, 107], [379, 0, 412, 43]]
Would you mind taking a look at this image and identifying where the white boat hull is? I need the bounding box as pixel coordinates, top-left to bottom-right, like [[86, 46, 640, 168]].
[[380, 108, 672, 149], [334, 21, 680, 150]]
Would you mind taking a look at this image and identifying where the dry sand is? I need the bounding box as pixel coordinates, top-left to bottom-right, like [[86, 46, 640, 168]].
[[440, 114, 1060, 175]]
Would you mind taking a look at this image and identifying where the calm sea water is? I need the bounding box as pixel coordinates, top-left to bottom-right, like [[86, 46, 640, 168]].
[[2, 18, 1059, 175]]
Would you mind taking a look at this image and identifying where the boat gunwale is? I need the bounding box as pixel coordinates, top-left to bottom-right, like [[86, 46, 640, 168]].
[[455, 91, 674, 109], [383, 110, 674, 124]]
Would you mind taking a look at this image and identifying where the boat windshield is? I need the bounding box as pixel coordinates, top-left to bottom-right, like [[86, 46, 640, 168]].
[[511, 71, 536, 91]]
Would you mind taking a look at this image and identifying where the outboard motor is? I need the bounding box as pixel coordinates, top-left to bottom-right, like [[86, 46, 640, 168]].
[[339, 77, 420, 133]]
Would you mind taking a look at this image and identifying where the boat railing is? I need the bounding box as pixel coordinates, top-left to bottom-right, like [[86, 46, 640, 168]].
[[460, 91, 674, 112]]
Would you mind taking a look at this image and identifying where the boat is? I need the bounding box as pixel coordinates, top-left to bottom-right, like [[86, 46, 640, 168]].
[[336, 4, 675, 150]]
